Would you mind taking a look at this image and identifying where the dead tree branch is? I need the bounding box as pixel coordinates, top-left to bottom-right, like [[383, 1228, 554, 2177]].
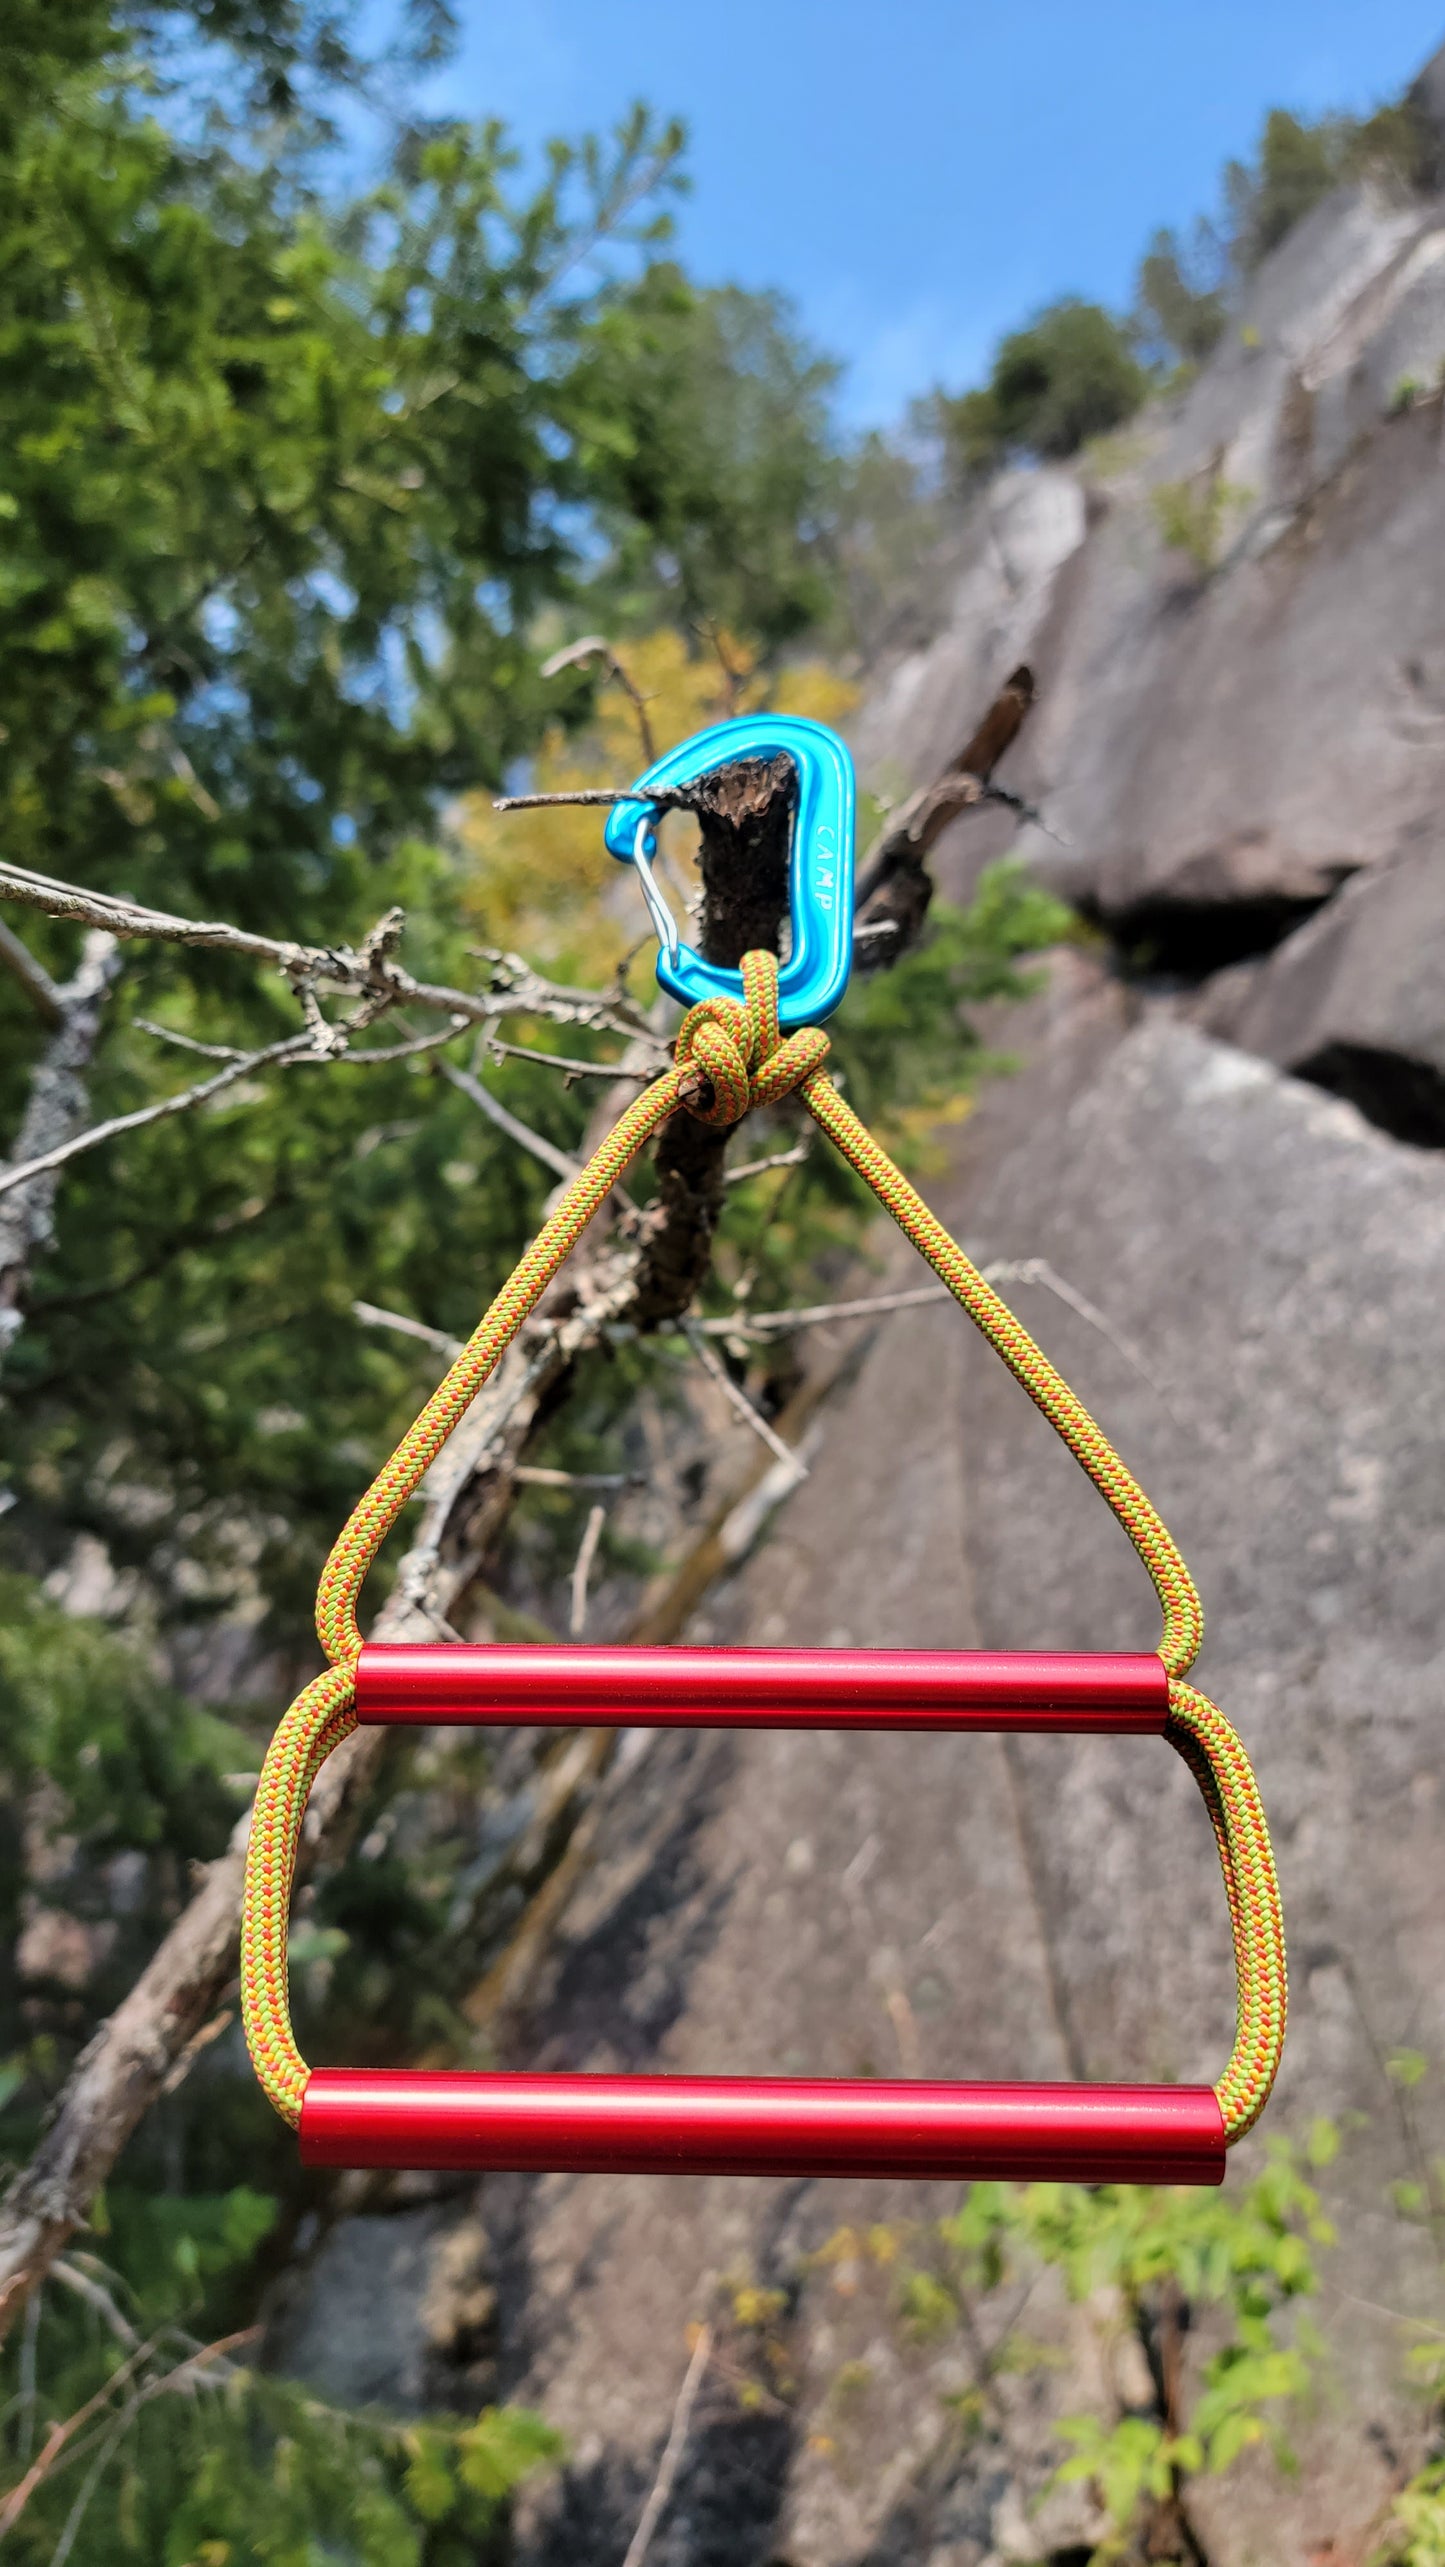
[[0, 861, 651, 1048], [853, 663, 1037, 965], [491, 786, 695, 814], [681, 1317, 807, 1484], [353, 1300, 465, 1361], [725, 1136, 812, 1185], [0, 750, 804, 2337], [483, 1034, 654, 1082], [0, 1031, 312, 1207], [689, 1281, 955, 1337], [539, 633, 659, 764], [441, 1056, 582, 1185], [0, 920, 64, 1027], [620, 2324, 714, 2567], [568, 1500, 606, 1636], [0, 931, 120, 1355], [0, 1018, 467, 1211]]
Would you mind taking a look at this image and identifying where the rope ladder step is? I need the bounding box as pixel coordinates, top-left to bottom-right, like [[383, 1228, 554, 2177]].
[[241, 934, 1286, 2183], [304, 1642, 1227, 2184]]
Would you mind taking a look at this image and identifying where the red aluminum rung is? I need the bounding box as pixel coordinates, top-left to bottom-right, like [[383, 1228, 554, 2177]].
[[354, 1644, 1167, 1733], [300, 2072, 1225, 2183], [337, 1648, 1199, 2183]]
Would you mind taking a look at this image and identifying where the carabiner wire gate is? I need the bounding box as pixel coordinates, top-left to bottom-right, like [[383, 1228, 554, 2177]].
[[629, 815, 680, 966], [605, 715, 857, 1031]]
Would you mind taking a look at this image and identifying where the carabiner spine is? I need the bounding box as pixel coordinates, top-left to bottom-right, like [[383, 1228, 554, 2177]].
[[604, 715, 856, 1030]]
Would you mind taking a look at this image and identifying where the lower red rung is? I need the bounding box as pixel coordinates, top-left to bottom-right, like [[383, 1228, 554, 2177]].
[[300, 2072, 1225, 2184]]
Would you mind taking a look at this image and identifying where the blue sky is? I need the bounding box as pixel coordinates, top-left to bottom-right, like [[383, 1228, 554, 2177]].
[[423, 1, 1445, 424]]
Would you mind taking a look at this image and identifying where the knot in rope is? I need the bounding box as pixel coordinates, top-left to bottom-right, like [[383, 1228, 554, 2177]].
[[673, 949, 831, 1127]]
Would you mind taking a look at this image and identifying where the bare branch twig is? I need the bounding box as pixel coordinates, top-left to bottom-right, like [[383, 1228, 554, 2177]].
[[539, 633, 659, 764], [464, 946, 655, 1043], [724, 1139, 812, 1186], [353, 1300, 465, 1362], [0, 861, 649, 1046], [1, 932, 121, 1350], [336, 1019, 468, 1065], [491, 786, 679, 814], [987, 1255, 1180, 1419], [0, 1013, 475, 1209], [688, 1282, 952, 1338], [0, 1034, 313, 1204], [516, 1465, 643, 1493], [440, 1057, 582, 1185], [568, 1501, 606, 1637], [0, 859, 316, 971], [0, 919, 63, 1026], [681, 1319, 807, 1485], [134, 1018, 251, 1062], [50, 2260, 140, 2349], [485, 1033, 658, 1081], [621, 2325, 714, 2567]]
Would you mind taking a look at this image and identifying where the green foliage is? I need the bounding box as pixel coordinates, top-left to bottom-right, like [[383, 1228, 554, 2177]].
[[0, 1574, 242, 2065], [0, 0, 841, 1641], [1055, 2413, 1193, 2548], [1377, 2458, 1445, 2567], [1132, 91, 1437, 387], [0, 1573, 238, 1858], [825, 427, 951, 662], [577, 268, 842, 647], [1134, 224, 1228, 369], [925, 2138, 1335, 2556], [0, 2180, 559, 2563], [1223, 108, 1351, 268], [1214, 90, 1437, 285], [1346, 95, 1443, 196], [931, 300, 1150, 485], [1151, 472, 1254, 574]]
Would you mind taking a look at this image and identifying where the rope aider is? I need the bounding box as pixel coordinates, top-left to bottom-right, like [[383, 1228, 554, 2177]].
[[242, 719, 1285, 2185]]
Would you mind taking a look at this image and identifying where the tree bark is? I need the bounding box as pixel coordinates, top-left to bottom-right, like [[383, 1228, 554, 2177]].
[[853, 664, 1035, 966], [0, 930, 119, 1356]]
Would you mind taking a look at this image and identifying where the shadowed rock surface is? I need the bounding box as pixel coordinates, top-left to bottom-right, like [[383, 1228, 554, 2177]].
[[471, 964, 1444, 2565], [1192, 833, 1445, 1143]]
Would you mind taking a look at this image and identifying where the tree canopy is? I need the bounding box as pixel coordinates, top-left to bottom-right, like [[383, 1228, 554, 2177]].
[[0, 0, 852, 1642], [928, 298, 1149, 484]]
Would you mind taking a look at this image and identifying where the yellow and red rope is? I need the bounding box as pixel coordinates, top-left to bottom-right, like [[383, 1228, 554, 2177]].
[[242, 950, 1285, 2143]]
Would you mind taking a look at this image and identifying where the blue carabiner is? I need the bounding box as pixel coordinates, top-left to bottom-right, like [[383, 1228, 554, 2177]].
[[603, 715, 855, 1030]]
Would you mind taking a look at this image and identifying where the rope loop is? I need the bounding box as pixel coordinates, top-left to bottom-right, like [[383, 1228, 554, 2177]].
[[1166, 1679, 1287, 2140], [242, 945, 1284, 2147], [674, 950, 831, 1126]]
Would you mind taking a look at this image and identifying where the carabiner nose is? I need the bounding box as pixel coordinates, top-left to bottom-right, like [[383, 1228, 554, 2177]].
[[604, 715, 855, 1030]]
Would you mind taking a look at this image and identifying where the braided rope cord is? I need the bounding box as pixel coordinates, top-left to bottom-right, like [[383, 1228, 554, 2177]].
[[241, 950, 1284, 2143]]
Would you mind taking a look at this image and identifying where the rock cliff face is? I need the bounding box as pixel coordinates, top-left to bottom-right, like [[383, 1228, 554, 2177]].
[[275, 105, 1445, 2567], [455, 970, 1445, 2567]]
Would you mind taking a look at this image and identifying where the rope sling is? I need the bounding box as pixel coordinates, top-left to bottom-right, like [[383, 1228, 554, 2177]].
[[242, 947, 1286, 2160]]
